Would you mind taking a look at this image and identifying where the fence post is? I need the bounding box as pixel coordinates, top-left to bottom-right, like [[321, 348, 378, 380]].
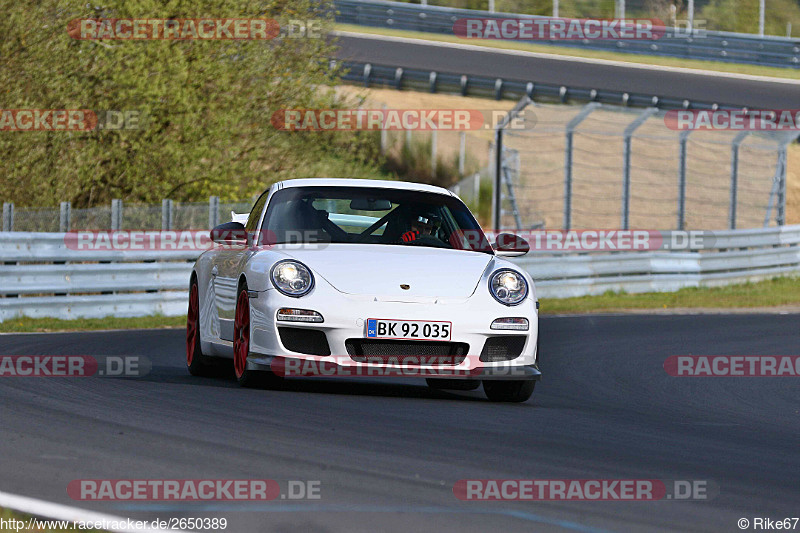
[[458, 131, 466, 176], [2, 202, 13, 232], [763, 134, 797, 227], [777, 149, 787, 226], [622, 108, 658, 230], [729, 131, 750, 230], [677, 130, 692, 231], [431, 130, 438, 176], [111, 199, 122, 230], [473, 172, 480, 208], [380, 105, 388, 155], [209, 196, 220, 229], [59, 202, 71, 232], [493, 127, 503, 233], [564, 103, 601, 230], [162, 199, 174, 230]]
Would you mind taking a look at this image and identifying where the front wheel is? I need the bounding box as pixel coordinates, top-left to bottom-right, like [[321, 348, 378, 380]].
[[483, 380, 535, 403], [233, 283, 259, 387], [233, 281, 281, 388]]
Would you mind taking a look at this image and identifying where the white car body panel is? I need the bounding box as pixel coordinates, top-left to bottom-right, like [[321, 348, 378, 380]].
[[192, 178, 539, 376]]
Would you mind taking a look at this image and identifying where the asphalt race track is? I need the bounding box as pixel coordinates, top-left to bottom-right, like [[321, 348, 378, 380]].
[[334, 33, 800, 109], [1, 314, 798, 532]]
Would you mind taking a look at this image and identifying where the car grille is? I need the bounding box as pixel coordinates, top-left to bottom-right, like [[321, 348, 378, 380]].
[[278, 327, 331, 356], [345, 339, 469, 365], [480, 336, 527, 362]]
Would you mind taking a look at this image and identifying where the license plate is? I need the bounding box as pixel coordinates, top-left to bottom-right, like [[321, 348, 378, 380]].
[[366, 319, 452, 341]]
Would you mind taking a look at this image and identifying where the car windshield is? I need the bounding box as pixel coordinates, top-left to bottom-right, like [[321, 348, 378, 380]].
[[260, 185, 493, 254]]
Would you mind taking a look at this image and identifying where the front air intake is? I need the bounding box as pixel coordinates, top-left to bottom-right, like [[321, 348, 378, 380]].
[[480, 336, 527, 362], [278, 327, 331, 356]]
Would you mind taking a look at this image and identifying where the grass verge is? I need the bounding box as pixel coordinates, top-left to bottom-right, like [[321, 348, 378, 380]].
[[1, 277, 798, 332], [334, 24, 800, 81], [0, 315, 185, 333], [540, 276, 800, 314]]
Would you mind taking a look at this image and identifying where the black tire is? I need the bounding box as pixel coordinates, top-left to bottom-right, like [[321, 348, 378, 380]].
[[483, 380, 536, 403], [425, 378, 481, 391], [187, 278, 214, 377], [233, 280, 282, 388]]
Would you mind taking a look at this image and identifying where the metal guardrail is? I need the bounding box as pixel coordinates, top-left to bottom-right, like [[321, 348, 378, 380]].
[[515, 225, 800, 297], [335, 0, 800, 69], [0, 232, 195, 321], [337, 59, 737, 110], [1, 226, 799, 320]]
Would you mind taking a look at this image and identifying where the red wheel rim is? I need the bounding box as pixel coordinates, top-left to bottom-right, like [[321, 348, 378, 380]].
[[234, 288, 250, 379], [186, 283, 199, 366]]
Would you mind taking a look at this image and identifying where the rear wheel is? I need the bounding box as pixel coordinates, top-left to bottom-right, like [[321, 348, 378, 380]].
[[483, 380, 535, 403], [186, 279, 211, 376]]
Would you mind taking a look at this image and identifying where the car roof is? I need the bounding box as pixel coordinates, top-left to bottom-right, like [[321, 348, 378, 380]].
[[274, 178, 453, 196]]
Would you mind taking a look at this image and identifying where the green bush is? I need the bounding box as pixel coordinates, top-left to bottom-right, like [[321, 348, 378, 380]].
[[699, 0, 800, 35], [0, 0, 386, 208]]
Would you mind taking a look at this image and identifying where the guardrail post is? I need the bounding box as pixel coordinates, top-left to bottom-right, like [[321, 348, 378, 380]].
[[429, 71, 437, 93], [363, 63, 371, 88], [111, 199, 122, 230], [621, 108, 658, 230], [394, 68, 403, 90], [209, 196, 220, 229], [729, 131, 750, 229], [59, 202, 71, 232], [162, 199, 174, 230], [460, 75, 468, 97], [564, 103, 601, 230], [677, 129, 692, 231], [2, 202, 13, 232], [494, 79, 504, 100]]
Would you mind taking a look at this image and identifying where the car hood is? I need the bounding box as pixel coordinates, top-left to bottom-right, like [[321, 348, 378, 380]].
[[281, 244, 493, 300]]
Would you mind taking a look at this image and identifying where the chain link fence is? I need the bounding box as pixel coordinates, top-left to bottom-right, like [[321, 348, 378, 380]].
[[1, 198, 254, 232], [493, 99, 799, 231]]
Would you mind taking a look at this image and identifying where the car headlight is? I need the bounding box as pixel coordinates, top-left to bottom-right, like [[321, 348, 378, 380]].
[[489, 269, 528, 306], [271, 260, 314, 297]]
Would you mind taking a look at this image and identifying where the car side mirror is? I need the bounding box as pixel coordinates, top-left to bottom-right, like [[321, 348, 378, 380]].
[[493, 233, 530, 257], [210, 221, 248, 245]]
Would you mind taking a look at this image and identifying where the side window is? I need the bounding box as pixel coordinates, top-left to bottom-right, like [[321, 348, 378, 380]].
[[245, 192, 268, 232]]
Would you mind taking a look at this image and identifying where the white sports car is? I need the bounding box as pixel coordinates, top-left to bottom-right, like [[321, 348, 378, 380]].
[[186, 178, 540, 402]]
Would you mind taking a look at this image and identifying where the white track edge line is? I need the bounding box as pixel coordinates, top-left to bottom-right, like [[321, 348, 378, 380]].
[[0, 490, 185, 533], [333, 30, 800, 86]]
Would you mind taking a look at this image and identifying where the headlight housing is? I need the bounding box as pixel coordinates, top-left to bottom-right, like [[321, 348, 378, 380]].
[[271, 260, 314, 297], [489, 269, 528, 306]]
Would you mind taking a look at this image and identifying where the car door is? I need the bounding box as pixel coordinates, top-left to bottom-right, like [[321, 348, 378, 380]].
[[212, 191, 269, 341]]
